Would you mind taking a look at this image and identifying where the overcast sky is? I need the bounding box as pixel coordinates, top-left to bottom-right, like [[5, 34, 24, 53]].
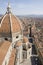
[[0, 0, 43, 15]]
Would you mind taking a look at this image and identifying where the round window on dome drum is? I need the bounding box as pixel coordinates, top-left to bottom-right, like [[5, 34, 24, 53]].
[[5, 38, 8, 41], [16, 36, 19, 39]]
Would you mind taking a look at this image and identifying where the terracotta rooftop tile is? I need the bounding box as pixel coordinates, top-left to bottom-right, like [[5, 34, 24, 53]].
[[1, 14, 10, 33], [11, 14, 21, 33], [0, 13, 22, 34], [34, 38, 43, 57], [39, 49, 43, 57], [0, 41, 11, 65], [23, 31, 28, 35], [32, 25, 36, 30], [35, 40, 43, 48], [8, 48, 16, 65]]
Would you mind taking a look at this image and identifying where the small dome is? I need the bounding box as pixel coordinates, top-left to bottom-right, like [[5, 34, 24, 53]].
[[23, 36, 28, 43], [16, 41, 22, 47]]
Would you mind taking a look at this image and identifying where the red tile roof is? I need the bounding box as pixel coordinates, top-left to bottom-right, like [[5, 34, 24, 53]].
[[11, 14, 21, 33], [39, 49, 43, 57], [0, 14, 10, 33], [0, 13, 22, 34], [8, 48, 16, 65], [0, 41, 10, 65]]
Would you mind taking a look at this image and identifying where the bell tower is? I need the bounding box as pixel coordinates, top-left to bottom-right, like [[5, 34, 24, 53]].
[[28, 24, 33, 43]]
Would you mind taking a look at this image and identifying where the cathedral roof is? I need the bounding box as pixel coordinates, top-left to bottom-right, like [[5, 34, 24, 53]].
[[0, 14, 10, 33], [0, 13, 22, 33], [11, 14, 22, 33], [0, 3, 22, 34], [8, 48, 16, 65], [0, 41, 10, 65]]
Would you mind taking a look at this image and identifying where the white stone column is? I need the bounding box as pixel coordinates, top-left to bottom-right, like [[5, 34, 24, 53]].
[[16, 47, 20, 65], [27, 47, 32, 59], [19, 45, 23, 63]]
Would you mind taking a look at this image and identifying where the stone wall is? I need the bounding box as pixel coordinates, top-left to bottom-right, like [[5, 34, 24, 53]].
[[15, 45, 23, 65], [12, 32, 23, 44], [27, 47, 32, 59]]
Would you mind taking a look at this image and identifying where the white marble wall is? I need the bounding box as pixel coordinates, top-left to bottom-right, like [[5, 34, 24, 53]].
[[19, 45, 23, 63], [12, 33, 23, 44], [23, 50, 27, 59], [16, 47, 20, 65], [12, 35, 21, 42], [16, 45, 23, 65], [27, 47, 32, 59]]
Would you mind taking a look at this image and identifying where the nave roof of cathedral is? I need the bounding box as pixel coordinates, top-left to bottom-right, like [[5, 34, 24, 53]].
[[0, 41, 11, 65]]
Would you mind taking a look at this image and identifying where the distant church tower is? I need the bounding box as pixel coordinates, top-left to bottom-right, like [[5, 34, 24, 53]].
[[28, 24, 33, 43], [32, 21, 36, 34], [28, 24, 32, 37]]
